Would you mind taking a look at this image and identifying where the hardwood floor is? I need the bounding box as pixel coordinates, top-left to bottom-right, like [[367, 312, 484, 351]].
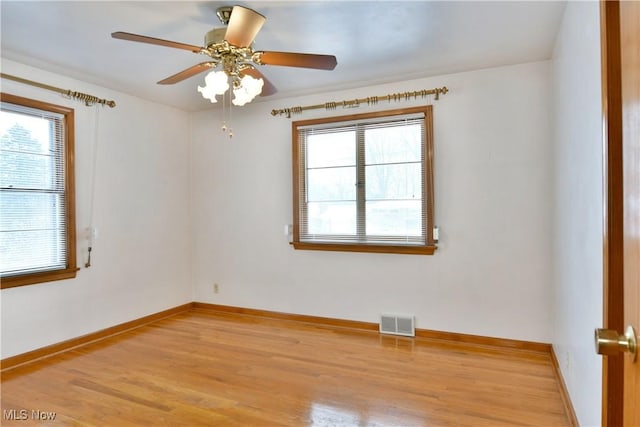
[[1, 309, 570, 426]]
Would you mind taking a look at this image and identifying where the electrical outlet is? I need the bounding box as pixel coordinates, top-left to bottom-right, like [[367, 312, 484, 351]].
[[213, 283, 219, 294]]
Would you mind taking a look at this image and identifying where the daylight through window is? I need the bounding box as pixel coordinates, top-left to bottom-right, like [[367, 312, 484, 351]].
[[292, 106, 435, 255], [0, 94, 77, 288]]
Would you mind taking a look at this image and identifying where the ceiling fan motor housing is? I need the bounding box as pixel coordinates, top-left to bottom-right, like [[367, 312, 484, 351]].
[[205, 28, 226, 47]]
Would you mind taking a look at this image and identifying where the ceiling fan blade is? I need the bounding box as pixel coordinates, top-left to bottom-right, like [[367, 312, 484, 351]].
[[224, 6, 266, 48], [256, 51, 337, 70], [112, 31, 202, 53], [240, 68, 277, 96], [158, 62, 216, 85]]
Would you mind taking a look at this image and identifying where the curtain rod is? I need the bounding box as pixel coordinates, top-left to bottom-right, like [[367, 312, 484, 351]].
[[1, 73, 116, 108], [271, 86, 448, 118]]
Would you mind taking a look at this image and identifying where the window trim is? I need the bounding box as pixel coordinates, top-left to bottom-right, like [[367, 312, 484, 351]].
[[291, 106, 436, 255], [1, 93, 78, 289]]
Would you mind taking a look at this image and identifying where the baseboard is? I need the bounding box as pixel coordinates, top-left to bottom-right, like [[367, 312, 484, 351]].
[[192, 302, 380, 332], [1, 302, 193, 372], [414, 328, 551, 353], [193, 302, 551, 354], [550, 346, 580, 426]]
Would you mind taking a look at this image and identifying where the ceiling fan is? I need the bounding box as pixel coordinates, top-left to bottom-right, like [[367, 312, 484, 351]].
[[111, 5, 338, 100]]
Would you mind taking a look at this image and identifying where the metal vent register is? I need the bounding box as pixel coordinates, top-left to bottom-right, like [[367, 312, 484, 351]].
[[379, 314, 415, 337]]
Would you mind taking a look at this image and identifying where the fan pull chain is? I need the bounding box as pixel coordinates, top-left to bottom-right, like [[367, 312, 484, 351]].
[[221, 86, 227, 133], [219, 89, 234, 139], [227, 90, 233, 139]]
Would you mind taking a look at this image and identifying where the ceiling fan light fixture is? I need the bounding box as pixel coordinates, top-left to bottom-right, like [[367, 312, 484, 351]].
[[197, 70, 230, 103], [111, 4, 337, 105], [198, 69, 263, 106], [232, 74, 264, 106]]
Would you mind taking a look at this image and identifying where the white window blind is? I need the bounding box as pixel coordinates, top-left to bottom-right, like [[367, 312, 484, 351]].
[[296, 112, 431, 248], [0, 102, 69, 277]]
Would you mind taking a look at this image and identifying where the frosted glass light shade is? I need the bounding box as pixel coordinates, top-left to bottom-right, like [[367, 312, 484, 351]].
[[232, 74, 264, 106], [197, 71, 230, 103]]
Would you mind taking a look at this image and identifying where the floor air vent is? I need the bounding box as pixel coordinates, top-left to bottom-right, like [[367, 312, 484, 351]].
[[379, 314, 415, 337]]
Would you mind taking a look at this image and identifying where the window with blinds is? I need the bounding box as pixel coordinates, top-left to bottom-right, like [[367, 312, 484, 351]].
[[1, 93, 77, 288], [292, 106, 436, 255]]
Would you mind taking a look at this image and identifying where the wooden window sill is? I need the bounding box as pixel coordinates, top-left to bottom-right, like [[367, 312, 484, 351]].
[[291, 241, 436, 255]]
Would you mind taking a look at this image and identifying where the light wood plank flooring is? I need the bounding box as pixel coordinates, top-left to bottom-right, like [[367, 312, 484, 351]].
[[1, 310, 570, 426]]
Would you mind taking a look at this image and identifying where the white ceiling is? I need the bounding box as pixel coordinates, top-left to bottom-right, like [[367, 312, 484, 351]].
[[1, 1, 566, 112]]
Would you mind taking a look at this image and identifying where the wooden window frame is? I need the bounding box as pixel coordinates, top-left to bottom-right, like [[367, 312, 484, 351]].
[[1, 93, 78, 289], [291, 106, 436, 255]]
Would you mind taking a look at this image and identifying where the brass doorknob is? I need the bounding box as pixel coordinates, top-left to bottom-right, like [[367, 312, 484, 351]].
[[595, 326, 637, 361]]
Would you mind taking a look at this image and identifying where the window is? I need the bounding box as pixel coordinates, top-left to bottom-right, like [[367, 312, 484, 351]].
[[1, 93, 77, 288], [292, 106, 435, 254]]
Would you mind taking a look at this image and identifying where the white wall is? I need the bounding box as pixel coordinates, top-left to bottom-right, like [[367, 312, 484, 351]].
[[551, 2, 603, 426], [0, 59, 193, 359], [191, 61, 554, 343], [1, 12, 605, 421]]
